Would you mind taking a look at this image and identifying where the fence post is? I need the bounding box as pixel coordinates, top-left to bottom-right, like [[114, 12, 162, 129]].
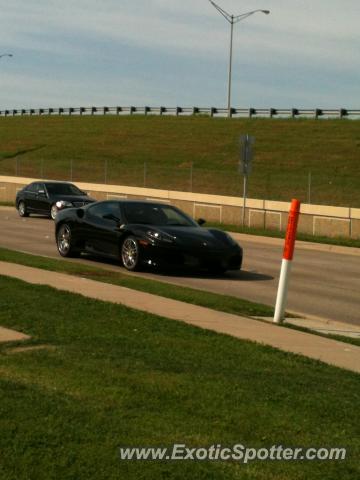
[[15, 158, 19, 176], [307, 171, 312, 204], [104, 159, 108, 184], [265, 172, 270, 201], [144, 162, 147, 187], [190, 162, 193, 192], [40, 159, 44, 179], [70, 159, 73, 181]]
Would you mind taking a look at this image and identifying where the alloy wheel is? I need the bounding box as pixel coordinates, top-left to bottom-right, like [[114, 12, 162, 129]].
[[57, 224, 71, 256], [121, 237, 139, 270], [50, 204, 58, 220], [18, 201, 27, 217]]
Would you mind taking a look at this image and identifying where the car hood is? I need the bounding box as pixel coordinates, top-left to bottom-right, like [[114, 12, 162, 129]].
[[138, 225, 238, 249]]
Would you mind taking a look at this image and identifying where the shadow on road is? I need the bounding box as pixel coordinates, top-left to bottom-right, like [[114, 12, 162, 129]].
[[156, 268, 273, 282], [76, 254, 274, 282], [237, 270, 274, 282]]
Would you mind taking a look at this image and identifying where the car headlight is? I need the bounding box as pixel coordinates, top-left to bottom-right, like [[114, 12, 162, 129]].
[[56, 200, 73, 209], [146, 230, 174, 244]]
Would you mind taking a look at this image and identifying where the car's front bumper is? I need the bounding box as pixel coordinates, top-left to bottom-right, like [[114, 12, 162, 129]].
[[140, 243, 243, 271]]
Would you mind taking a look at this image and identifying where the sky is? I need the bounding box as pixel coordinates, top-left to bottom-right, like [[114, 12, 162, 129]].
[[0, 0, 359, 109]]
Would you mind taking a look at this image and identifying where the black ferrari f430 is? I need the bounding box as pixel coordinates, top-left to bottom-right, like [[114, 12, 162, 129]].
[[55, 200, 243, 273]]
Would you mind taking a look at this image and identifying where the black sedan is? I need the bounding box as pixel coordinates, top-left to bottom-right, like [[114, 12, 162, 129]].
[[54, 200, 243, 273], [16, 181, 95, 220]]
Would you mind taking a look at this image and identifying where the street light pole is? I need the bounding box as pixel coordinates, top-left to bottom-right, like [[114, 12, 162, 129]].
[[208, 1, 270, 117], [227, 16, 234, 115]]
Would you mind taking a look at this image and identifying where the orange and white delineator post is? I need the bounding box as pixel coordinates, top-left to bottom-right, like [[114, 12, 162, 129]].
[[273, 199, 301, 324]]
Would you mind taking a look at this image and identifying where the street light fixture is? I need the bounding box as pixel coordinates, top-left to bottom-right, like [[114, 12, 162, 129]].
[[0, 53, 13, 59], [208, 1, 270, 117]]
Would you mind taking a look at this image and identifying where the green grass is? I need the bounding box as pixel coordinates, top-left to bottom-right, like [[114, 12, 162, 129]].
[[2, 246, 360, 348], [0, 275, 359, 480], [0, 246, 274, 318], [0, 116, 360, 206], [207, 222, 360, 249]]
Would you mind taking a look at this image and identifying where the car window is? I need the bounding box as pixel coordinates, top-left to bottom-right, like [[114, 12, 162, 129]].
[[162, 206, 194, 226], [26, 183, 38, 193], [45, 183, 83, 196], [87, 202, 121, 221], [123, 203, 197, 227]]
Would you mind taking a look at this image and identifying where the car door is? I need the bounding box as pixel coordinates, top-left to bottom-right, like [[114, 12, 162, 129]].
[[23, 183, 38, 211], [34, 183, 50, 213], [83, 202, 122, 256]]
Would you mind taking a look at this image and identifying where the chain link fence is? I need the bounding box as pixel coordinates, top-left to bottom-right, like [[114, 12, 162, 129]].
[[1, 157, 358, 208]]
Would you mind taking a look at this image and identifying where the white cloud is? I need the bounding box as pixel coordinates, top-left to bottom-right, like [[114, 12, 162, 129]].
[[0, 0, 359, 107], [1, 1, 358, 59]]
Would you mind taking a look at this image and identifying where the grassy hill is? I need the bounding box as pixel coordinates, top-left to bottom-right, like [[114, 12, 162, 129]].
[[0, 116, 360, 207]]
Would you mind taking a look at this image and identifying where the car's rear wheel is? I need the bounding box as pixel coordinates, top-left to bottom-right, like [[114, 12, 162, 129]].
[[121, 236, 141, 271], [50, 204, 58, 220], [18, 201, 29, 217], [57, 223, 77, 257]]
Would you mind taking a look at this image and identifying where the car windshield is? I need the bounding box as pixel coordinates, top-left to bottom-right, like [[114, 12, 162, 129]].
[[123, 203, 197, 227], [46, 183, 83, 196]]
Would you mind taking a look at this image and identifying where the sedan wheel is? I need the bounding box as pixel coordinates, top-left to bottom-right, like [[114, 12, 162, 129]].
[[18, 201, 29, 217], [57, 224, 76, 257], [50, 204, 58, 220], [121, 236, 140, 271]]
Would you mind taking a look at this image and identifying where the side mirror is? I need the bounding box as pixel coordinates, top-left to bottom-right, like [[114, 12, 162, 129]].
[[76, 208, 85, 219], [197, 218, 206, 226], [38, 189, 46, 196]]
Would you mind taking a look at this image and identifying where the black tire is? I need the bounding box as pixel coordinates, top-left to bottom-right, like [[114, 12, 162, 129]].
[[18, 201, 29, 217], [121, 236, 141, 271], [50, 203, 58, 220], [56, 223, 78, 257]]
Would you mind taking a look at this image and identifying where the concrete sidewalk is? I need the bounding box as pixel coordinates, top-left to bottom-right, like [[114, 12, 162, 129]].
[[1, 260, 359, 374], [257, 315, 360, 339]]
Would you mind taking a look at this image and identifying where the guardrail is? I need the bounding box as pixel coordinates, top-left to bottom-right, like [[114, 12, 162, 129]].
[[0, 106, 359, 119]]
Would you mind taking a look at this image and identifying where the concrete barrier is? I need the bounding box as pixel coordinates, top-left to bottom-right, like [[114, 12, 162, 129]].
[[1, 175, 359, 239]]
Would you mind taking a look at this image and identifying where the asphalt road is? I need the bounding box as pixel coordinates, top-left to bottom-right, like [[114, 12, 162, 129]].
[[1, 207, 359, 326]]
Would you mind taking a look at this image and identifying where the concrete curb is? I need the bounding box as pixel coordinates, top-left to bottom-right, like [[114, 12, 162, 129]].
[[230, 232, 360, 257]]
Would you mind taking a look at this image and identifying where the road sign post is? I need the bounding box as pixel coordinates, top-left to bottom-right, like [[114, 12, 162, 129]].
[[239, 134, 254, 226]]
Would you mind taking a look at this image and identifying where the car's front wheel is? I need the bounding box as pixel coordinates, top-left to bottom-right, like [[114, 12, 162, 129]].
[[57, 223, 77, 257], [18, 201, 29, 217], [121, 236, 141, 271], [50, 204, 58, 220]]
